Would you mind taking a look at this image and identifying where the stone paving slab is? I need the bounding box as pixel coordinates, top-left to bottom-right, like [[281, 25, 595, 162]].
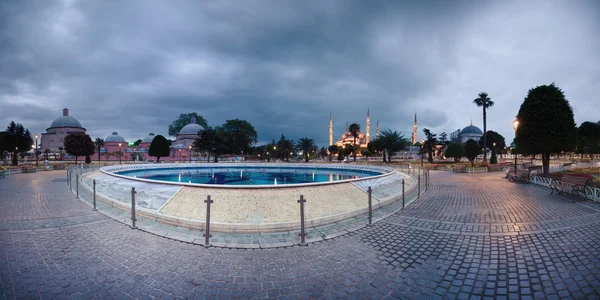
[[1, 170, 600, 299]]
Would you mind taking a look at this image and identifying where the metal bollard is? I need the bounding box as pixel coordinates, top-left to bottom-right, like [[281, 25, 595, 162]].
[[417, 174, 421, 199], [402, 179, 405, 210], [204, 195, 213, 246], [298, 195, 307, 246], [76, 174, 79, 199], [131, 187, 137, 229], [66, 169, 69, 186], [425, 170, 428, 190], [69, 169, 72, 190], [367, 186, 372, 225], [93, 179, 97, 211]]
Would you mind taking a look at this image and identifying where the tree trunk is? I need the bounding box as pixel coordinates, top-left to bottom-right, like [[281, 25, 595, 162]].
[[75, 156, 78, 164], [11, 151, 18, 166], [541, 152, 550, 175], [483, 105, 487, 162], [382, 150, 386, 163], [157, 157, 160, 163], [428, 150, 433, 163]]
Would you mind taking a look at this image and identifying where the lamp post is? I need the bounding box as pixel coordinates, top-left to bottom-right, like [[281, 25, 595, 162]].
[[178, 149, 181, 162], [513, 119, 519, 173], [33, 133, 40, 168], [273, 146, 276, 161], [421, 139, 425, 167], [492, 142, 496, 161], [118, 143, 122, 164], [189, 145, 192, 163]]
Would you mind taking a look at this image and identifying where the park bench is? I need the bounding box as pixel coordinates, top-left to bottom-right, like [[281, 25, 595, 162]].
[[549, 174, 593, 198], [0, 167, 5, 178], [53, 164, 68, 170], [561, 163, 572, 170], [452, 166, 467, 173], [508, 166, 542, 183]]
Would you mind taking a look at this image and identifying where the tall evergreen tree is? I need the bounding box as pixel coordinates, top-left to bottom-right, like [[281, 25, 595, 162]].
[[149, 135, 171, 163]]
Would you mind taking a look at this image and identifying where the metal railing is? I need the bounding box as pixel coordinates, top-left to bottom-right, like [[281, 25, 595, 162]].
[[66, 164, 430, 246], [530, 175, 599, 202]]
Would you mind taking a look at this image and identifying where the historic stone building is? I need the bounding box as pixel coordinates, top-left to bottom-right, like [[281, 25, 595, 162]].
[[41, 108, 86, 153]]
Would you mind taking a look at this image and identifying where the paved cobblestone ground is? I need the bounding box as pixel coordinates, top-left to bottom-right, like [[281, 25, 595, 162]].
[[1, 171, 600, 299]]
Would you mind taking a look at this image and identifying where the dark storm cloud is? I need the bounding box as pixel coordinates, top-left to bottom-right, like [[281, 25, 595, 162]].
[[1, 0, 599, 146]]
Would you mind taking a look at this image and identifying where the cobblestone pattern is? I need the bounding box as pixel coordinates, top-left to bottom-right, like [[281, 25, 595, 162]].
[[1, 171, 599, 299]]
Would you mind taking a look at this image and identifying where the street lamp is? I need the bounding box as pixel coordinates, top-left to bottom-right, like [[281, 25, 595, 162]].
[[189, 145, 192, 163], [513, 119, 519, 173], [118, 143, 122, 164], [178, 149, 181, 162], [421, 139, 425, 166], [34, 134, 39, 167]]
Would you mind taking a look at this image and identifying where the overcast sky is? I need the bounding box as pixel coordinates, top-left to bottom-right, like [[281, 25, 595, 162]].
[[1, 0, 599, 147]]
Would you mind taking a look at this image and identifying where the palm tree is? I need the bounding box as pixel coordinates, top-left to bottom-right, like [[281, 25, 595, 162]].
[[94, 138, 105, 163], [348, 123, 360, 161], [373, 129, 410, 163], [276, 135, 295, 162], [296, 137, 317, 162], [473, 92, 494, 162]]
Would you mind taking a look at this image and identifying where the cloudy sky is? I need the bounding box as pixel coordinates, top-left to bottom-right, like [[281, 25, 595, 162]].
[[1, 0, 599, 147]]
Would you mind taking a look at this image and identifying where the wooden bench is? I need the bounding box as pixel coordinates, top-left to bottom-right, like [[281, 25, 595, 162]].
[[508, 166, 542, 183], [550, 174, 593, 197]]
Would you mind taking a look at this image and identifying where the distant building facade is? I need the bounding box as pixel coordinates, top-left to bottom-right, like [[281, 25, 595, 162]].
[[41, 108, 86, 153]]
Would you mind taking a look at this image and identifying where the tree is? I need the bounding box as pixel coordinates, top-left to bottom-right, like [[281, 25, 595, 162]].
[[296, 137, 317, 162], [168, 113, 208, 137], [94, 138, 105, 163], [473, 92, 494, 162], [221, 119, 258, 154], [64, 133, 95, 164], [422, 128, 438, 163], [102, 152, 111, 162], [113, 151, 124, 162], [478, 131, 506, 164], [361, 149, 372, 161], [328, 145, 338, 161], [133, 139, 143, 146], [439, 132, 448, 145], [4, 121, 33, 165], [464, 139, 481, 167], [43, 148, 50, 161], [445, 142, 465, 162], [348, 123, 360, 161], [577, 121, 600, 159], [149, 135, 170, 162], [515, 83, 577, 174], [318, 147, 328, 160], [0, 131, 7, 161], [369, 129, 410, 163], [276, 135, 295, 162]]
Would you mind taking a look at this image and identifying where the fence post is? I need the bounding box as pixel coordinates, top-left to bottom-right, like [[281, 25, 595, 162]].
[[417, 174, 421, 199], [402, 179, 405, 210], [131, 187, 137, 229], [425, 170, 428, 190], [66, 169, 69, 186], [298, 195, 307, 246], [93, 180, 97, 211], [367, 187, 372, 225], [69, 169, 72, 190], [204, 195, 213, 246], [76, 174, 79, 199]]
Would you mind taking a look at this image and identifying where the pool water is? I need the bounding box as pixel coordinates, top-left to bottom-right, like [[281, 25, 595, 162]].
[[116, 166, 382, 185]]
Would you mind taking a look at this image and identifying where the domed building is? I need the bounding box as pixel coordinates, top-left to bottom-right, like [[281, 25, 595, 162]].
[[105, 132, 127, 143], [457, 122, 483, 143], [41, 108, 86, 153], [175, 118, 202, 148]]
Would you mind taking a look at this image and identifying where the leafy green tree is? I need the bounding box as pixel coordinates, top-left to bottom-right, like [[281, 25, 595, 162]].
[[318, 147, 328, 160], [464, 139, 481, 167], [64, 133, 95, 164], [0, 131, 7, 161], [296, 137, 317, 162], [102, 151, 111, 162], [133, 139, 143, 146], [328, 145, 338, 161], [94, 137, 104, 162], [369, 129, 410, 163], [445, 142, 465, 162], [439, 132, 448, 145], [478, 131, 506, 164], [361, 149, 372, 161], [348, 123, 361, 161], [276, 135, 295, 162], [43, 148, 50, 161], [113, 151, 124, 162], [221, 119, 258, 154], [149, 135, 171, 162], [515, 83, 577, 174], [577, 121, 600, 159], [473, 92, 494, 162], [422, 128, 438, 163], [168, 113, 208, 137], [194, 126, 220, 162], [4, 121, 33, 165]]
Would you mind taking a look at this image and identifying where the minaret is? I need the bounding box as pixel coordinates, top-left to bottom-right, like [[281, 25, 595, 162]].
[[329, 113, 333, 146], [412, 113, 418, 145], [365, 108, 371, 143], [376, 120, 379, 139], [345, 121, 348, 132]]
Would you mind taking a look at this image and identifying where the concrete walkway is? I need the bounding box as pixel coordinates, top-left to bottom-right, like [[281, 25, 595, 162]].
[[1, 170, 599, 299]]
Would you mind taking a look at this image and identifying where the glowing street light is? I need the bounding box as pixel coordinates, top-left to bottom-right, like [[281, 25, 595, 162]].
[[34, 134, 39, 167], [118, 143, 122, 164], [189, 145, 192, 163], [513, 119, 519, 173]]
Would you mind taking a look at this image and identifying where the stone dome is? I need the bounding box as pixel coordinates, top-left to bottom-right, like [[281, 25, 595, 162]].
[[179, 117, 202, 135], [105, 132, 126, 143], [459, 125, 483, 136], [142, 133, 156, 143], [49, 108, 83, 129]]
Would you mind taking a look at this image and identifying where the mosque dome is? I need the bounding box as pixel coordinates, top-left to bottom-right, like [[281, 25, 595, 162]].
[[105, 132, 127, 143], [460, 125, 483, 136], [49, 108, 83, 129], [179, 117, 202, 135], [142, 133, 156, 143]]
